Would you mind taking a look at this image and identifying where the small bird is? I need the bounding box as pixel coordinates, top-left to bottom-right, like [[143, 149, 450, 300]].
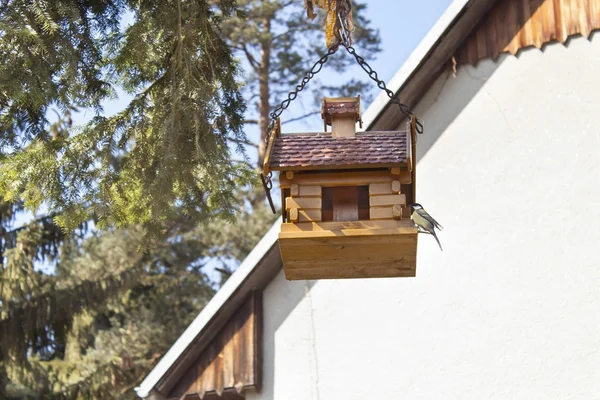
[[411, 203, 443, 251]]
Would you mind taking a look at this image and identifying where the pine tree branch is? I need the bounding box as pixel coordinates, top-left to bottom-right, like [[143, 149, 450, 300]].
[[232, 159, 253, 168], [0, 263, 143, 364], [272, 26, 310, 42], [2, 212, 60, 237], [228, 138, 258, 148]]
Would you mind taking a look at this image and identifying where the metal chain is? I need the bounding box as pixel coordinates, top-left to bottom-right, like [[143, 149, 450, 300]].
[[342, 44, 424, 134], [260, 43, 423, 213], [263, 45, 340, 148]]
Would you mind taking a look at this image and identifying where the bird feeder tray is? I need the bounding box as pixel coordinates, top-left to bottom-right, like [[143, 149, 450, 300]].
[[264, 96, 418, 280]]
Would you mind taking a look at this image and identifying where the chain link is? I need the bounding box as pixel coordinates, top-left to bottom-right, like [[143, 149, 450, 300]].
[[343, 45, 424, 134], [260, 43, 423, 213], [263, 45, 340, 148]]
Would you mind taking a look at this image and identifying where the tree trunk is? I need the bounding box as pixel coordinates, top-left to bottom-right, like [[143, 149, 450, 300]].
[[255, 11, 272, 206], [257, 16, 271, 170]]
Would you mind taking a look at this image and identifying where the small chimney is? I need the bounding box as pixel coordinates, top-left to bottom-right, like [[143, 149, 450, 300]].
[[321, 96, 363, 138]]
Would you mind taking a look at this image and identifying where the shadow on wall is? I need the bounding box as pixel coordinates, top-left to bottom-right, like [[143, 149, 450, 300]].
[[414, 59, 501, 162], [244, 270, 318, 400]]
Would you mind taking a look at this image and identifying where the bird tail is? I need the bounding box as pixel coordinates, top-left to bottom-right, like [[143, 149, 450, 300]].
[[432, 231, 443, 251]]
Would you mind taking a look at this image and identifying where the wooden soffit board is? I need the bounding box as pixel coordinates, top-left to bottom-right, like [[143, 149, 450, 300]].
[[455, 0, 600, 65], [166, 292, 262, 400]]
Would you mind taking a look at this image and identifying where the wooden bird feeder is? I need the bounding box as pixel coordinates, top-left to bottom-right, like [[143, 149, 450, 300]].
[[263, 96, 418, 280]]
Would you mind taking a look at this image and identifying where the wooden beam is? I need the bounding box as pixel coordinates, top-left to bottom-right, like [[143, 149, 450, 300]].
[[279, 220, 416, 238], [392, 180, 401, 194], [279, 231, 418, 280], [369, 206, 394, 220], [290, 184, 299, 197], [262, 118, 280, 175], [369, 182, 392, 196], [280, 170, 411, 188], [331, 116, 356, 138], [298, 185, 322, 197], [299, 209, 322, 222], [283, 258, 416, 280], [285, 197, 321, 210], [271, 162, 407, 172], [393, 204, 403, 220], [410, 115, 417, 203], [289, 208, 299, 222], [369, 194, 407, 207]]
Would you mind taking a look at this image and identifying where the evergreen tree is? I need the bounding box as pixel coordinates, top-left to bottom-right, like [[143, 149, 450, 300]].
[[0, 1, 265, 397], [1, 0, 250, 233], [0, 0, 380, 398], [1, 188, 275, 399]]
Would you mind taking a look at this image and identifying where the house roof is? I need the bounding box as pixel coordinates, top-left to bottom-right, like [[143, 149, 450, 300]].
[[135, 0, 496, 397], [269, 131, 409, 171]]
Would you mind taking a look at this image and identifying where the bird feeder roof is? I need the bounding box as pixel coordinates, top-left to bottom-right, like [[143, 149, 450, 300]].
[[268, 131, 409, 171]]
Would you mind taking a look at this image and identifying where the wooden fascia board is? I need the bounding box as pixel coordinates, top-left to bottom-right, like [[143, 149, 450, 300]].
[[270, 162, 408, 172], [279, 170, 412, 188]]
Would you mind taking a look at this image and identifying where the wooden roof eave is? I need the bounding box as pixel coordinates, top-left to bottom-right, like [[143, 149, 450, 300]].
[[364, 0, 497, 131], [142, 226, 282, 397], [269, 162, 410, 173]]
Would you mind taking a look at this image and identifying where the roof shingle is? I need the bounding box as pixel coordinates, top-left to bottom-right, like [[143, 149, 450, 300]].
[[269, 131, 409, 170]]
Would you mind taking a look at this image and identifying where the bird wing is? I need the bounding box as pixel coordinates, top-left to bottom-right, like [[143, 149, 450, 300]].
[[416, 209, 443, 231]]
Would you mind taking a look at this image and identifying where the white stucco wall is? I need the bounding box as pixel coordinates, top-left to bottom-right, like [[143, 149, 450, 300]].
[[247, 34, 600, 400]]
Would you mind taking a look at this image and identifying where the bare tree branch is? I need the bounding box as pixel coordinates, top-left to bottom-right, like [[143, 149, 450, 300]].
[[240, 43, 260, 72], [243, 119, 258, 125], [281, 111, 321, 125]]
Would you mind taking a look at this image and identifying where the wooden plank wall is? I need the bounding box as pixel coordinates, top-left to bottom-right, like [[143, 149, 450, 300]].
[[455, 0, 600, 65], [168, 292, 261, 400], [286, 183, 322, 222], [369, 180, 407, 220]]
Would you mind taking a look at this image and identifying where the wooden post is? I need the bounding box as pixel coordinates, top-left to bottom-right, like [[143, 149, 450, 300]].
[[289, 208, 299, 222], [410, 115, 417, 203], [393, 204, 403, 220], [331, 116, 356, 137], [290, 184, 299, 197], [391, 180, 401, 194]]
